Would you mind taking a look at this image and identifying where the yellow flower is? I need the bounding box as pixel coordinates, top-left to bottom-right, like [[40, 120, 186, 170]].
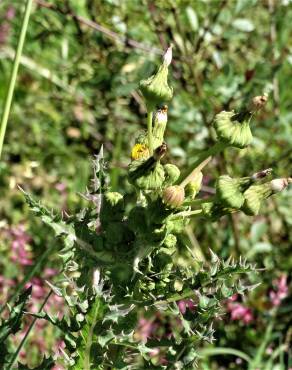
[[131, 143, 150, 160]]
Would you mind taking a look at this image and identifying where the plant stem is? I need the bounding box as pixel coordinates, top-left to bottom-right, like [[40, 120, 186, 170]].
[[170, 209, 202, 220], [6, 290, 53, 370], [190, 142, 227, 170], [180, 156, 211, 188], [184, 196, 215, 207], [147, 108, 154, 155], [198, 347, 251, 363], [0, 0, 33, 160]]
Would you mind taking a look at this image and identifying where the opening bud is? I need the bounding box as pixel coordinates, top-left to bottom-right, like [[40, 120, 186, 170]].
[[153, 105, 168, 148], [162, 185, 185, 208], [270, 178, 291, 193]]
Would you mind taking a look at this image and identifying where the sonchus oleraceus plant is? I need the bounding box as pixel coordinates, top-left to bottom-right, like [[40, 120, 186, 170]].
[[16, 47, 291, 369]]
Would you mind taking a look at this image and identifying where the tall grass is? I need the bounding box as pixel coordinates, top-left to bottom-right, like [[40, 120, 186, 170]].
[[0, 0, 33, 160]]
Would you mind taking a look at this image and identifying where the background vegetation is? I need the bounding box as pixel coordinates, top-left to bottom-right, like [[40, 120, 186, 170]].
[[0, 0, 291, 369]]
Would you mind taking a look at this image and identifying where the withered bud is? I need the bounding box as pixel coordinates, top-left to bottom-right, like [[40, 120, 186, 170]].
[[250, 94, 268, 111], [251, 168, 273, 180], [153, 142, 167, 161], [162, 185, 185, 208]]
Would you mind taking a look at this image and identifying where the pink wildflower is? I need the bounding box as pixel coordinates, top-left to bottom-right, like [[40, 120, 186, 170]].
[[269, 274, 288, 307], [177, 299, 196, 315], [136, 317, 158, 342], [55, 182, 67, 193], [6, 6, 15, 20], [44, 267, 58, 278], [226, 297, 253, 325], [9, 225, 33, 266]]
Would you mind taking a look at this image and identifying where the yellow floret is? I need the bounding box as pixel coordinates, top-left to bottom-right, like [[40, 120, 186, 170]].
[[131, 143, 150, 160]]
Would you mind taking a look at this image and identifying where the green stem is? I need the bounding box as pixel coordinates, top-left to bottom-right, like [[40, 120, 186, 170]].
[[190, 142, 227, 169], [110, 128, 123, 190], [170, 209, 202, 220], [249, 311, 276, 369], [180, 156, 211, 188], [6, 290, 53, 370], [147, 109, 154, 155], [0, 0, 33, 160], [198, 347, 251, 363], [184, 196, 216, 207]]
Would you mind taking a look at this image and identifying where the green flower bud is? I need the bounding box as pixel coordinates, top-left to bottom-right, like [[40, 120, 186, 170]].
[[163, 234, 177, 251], [101, 192, 124, 223], [242, 178, 291, 215], [213, 110, 253, 148], [132, 162, 165, 190], [153, 105, 168, 148], [216, 175, 252, 209], [139, 47, 173, 107], [163, 163, 180, 186], [185, 171, 203, 199], [162, 185, 185, 208], [104, 191, 123, 207]]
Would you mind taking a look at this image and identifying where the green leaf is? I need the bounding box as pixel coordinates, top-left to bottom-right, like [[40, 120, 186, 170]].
[[186, 7, 199, 32]]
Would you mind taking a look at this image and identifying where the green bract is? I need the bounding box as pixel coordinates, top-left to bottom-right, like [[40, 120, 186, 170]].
[[214, 110, 253, 148], [241, 183, 272, 216]]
